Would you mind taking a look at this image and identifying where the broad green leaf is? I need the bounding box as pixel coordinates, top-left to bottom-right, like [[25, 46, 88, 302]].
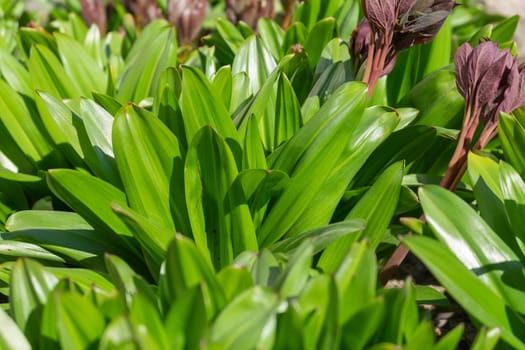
[[341, 298, 385, 350], [404, 235, 525, 349], [129, 292, 170, 349], [36, 92, 86, 168], [274, 240, 313, 299], [105, 254, 156, 307], [491, 15, 520, 43], [275, 72, 302, 147], [117, 20, 178, 103], [232, 36, 277, 149], [467, 152, 519, 257], [435, 325, 464, 350], [378, 281, 418, 344], [295, 274, 339, 349], [0, 307, 30, 350], [304, 18, 336, 69], [400, 66, 464, 128], [113, 104, 190, 234], [260, 82, 367, 245], [216, 18, 247, 55], [352, 125, 437, 187], [0, 49, 32, 96], [46, 169, 142, 262], [270, 220, 365, 255], [28, 44, 81, 98], [4, 210, 128, 271], [212, 66, 233, 112], [112, 203, 174, 280], [185, 126, 257, 268], [217, 265, 254, 303], [0, 240, 65, 264], [46, 267, 114, 293], [155, 67, 187, 154], [258, 18, 284, 60], [333, 242, 377, 324], [296, 106, 399, 233], [10, 259, 58, 335], [318, 162, 404, 271], [69, 98, 120, 186], [180, 65, 240, 146], [55, 291, 105, 350], [0, 79, 55, 167], [98, 315, 135, 349], [163, 235, 226, 318], [499, 161, 525, 246], [499, 112, 525, 179], [420, 185, 525, 315], [470, 328, 501, 350], [55, 32, 106, 96], [208, 286, 279, 350], [165, 284, 208, 350], [404, 321, 435, 350], [241, 115, 267, 170]]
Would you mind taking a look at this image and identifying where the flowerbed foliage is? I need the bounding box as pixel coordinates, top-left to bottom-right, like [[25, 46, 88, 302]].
[[0, 0, 525, 349]]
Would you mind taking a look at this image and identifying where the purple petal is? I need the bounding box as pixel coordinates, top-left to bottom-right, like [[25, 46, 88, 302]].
[[454, 42, 473, 97]]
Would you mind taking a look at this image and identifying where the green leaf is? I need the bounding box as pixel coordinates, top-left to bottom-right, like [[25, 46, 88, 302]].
[[46, 169, 141, 262], [0, 49, 32, 96], [164, 284, 208, 350], [45, 267, 114, 293], [180, 65, 240, 146], [318, 161, 404, 271], [341, 298, 385, 350], [113, 104, 190, 234], [69, 98, 120, 186], [0, 240, 64, 265], [257, 18, 284, 60], [0, 79, 55, 167], [491, 15, 520, 43], [185, 126, 257, 268], [499, 161, 525, 247], [55, 32, 106, 97], [297, 273, 339, 350], [404, 235, 525, 349], [399, 66, 463, 128], [275, 72, 303, 147], [55, 291, 105, 350], [270, 220, 365, 255], [304, 18, 336, 69], [10, 259, 58, 335], [274, 240, 313, 299], [260, 82, 367, 245], [0, 307, 31, 350], [208, 286, 279, 350], [28, 44, 81, 99], [435, 325, 464, 350], [499, 112, 525, 179], [470, 328, 501, 350], [112, 203, 174, 280], [333, 242, 377, 324], [163, 235, 226, 318], [129, 292, 170, 349], [117, 20, 178, 103], [420, 185, 525, 315]]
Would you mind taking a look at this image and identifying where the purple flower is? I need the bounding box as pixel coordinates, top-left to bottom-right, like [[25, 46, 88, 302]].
[[226, 0, 274, 29], [352, 0, 456, 95], [167, 0, 208, 45], [441, 41, 525, 190]]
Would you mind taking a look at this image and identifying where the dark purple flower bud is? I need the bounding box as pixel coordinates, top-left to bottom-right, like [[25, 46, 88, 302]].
[[81, 0, 109, 34], [226, 0, 274, 29], [122, 0, 163, 27], [363, 0, 396, 32], [394, 0, 456, 50], [442, 41, 525, 191], [454, 41, 525, 125], [167, 0, 208, 45]]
